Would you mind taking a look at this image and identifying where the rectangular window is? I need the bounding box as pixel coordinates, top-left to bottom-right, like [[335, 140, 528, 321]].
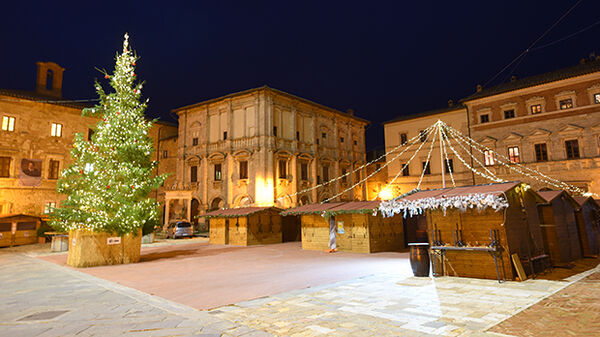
[[0, 156, 11, 177], [401, 164, 410, 176], [192, 137, 198, 146], [565, 140, 580, 159], [322, 132, 327, 139], [273, 126, 277, 136], [44, 202, 56, 214], [51, 123, 62, 137], [162, 150, 168, 158], [595, 93, 600, 104], [214, 163, 222, 181], [301, 162, 308, 181], [534, 143, 548, 162], [223, 131, 227, 140], [419, 130, 427, 142], [48, 160, 60, 180], [400, 133, 408, 145], [444, 159, 454, 173], [340, 137, 344, 143], [278, 160, 287, 179], [323, 165, 329, 181], [559, 98, 573, 110], [296, 131, 300, 141], [239, 161, 248, 179], [422, 162, 430, 175], [341, 168, 347, 183], [190, 166, 198, 183], [530, 104, 542, 114], [87, 128, 94, 140], [316, 138, 319, 145], [508, 146, 520, 163], [484, 150, 495, 166], [504, 109, 515, 119], [480, 114, 489, 123], [2, 116, 15, 131], [353, 140, 357, 146]]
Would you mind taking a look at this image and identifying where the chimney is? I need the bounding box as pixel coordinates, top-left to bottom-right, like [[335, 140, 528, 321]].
[[510, 75, 517, 82], [448, 99, 454, 107], [346, 108, 354, 116], [35, 62, 65, 98], [476, 84, 483, 93]]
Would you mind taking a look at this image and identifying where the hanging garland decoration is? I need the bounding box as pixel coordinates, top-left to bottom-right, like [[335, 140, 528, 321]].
[[379, 192, 509, 218]]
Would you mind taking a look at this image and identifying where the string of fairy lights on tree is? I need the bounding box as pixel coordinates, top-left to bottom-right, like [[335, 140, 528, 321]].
[[51, 33, 166, 235]]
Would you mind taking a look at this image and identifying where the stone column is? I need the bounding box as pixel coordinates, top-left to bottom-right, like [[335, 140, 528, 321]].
[[290, 155, 298, 205]]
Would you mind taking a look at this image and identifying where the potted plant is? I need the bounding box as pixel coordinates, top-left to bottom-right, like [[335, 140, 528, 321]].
[[50, 34, 167, 268]]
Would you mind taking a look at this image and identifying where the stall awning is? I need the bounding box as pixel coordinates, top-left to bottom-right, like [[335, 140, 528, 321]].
[[203, 207, 281, 218]]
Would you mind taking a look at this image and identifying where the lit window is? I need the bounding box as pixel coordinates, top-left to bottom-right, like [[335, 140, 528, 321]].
[[44, 202, 56, 214], [300, 162, 308, 181], [1, 116, 15, 131], [565, 140, 580, 159], [51, 123, 62, 137], [239, 161, 248, 179], [504, 110, 515, 119], [484, 150, 495, 166], [444, 159, 454, 173], [48, 160, 60, 179], [534, 143, 548, 162], [508, 146, 520, 163], [402, 164, 410, 176], [192, 137, 198, 146], [422, 162, 430, 175], [559, 99, 573, 110], [480, 115, 489, 123], [530, 104, 542, 114], [190, 166, 198, 183], [214, 163, 222, 181], [595, 93, 600, 104], [0, 156, 11, 177], [400, 133, 408, 145]]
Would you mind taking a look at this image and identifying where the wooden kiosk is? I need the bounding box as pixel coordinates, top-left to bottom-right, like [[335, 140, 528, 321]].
[[381, 182, 548, 281], [0, 214, 41, 247], [537, 190, 582, 264], [573, 196, 600, 257], [281, 201, 404, 253], [204, 207, 283, 246]]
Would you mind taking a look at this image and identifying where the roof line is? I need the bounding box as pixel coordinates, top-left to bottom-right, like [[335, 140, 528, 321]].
[[171, 85, 370, 125]]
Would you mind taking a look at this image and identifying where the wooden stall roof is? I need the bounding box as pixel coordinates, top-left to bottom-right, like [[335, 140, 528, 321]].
[[326, 201, 381, 215], [401, 182, 522, 202], [0, 214, 41, 220], [203, 207, 282, 218], [573, 196, 600, 209], [538, 190, 580, 208], [280, 202, 344, 216]]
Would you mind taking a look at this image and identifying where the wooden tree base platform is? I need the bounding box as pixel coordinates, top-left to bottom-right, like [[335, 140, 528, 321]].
[[67, 229, 142, 268]]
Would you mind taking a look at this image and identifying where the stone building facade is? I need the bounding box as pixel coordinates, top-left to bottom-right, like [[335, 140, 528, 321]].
[[0, 62, 177, 216], [164, 86, 369, 227], [383, 103, 473, 195], [383, 58, 600, 196]]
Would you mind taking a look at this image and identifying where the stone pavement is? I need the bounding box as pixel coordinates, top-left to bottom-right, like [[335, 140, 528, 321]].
[[0, 252, 271, 337], [1, 243, 599, 336]]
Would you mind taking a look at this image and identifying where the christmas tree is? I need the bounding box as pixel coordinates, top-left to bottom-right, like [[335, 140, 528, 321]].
[[51, 34, 166, 236]]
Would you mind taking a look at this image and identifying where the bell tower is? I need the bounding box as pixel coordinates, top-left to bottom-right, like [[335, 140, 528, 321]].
[[35, 62, 65, 98]]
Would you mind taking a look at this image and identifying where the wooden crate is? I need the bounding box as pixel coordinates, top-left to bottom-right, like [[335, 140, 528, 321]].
[[67, 229, 142, 268]]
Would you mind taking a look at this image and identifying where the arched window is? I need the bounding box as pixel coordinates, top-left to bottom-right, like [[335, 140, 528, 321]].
[[46, 70, 54, 90]]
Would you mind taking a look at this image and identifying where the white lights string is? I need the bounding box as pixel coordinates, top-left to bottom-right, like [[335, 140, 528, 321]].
[[416, 124, 438, 189], [443, 125, 503, 182], [440, 128, 456, 187], [443, 121, 595, 197], [276, 123, 437, 204], [376, 124, 438, 200], [322, 126, 436, 204], [441, 125, 504, 183]]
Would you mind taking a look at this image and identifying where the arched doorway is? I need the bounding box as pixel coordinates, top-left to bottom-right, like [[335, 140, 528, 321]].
[[191, 198, 200, 232], [299, 195, 310, 205], [210, 197, 224, 211]]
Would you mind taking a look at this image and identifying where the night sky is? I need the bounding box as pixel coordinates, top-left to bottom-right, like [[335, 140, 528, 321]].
[[2, 1, 600, 151]]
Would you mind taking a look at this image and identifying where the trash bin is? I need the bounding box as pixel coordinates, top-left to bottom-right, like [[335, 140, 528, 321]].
[[408, 243, 430, 277]]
